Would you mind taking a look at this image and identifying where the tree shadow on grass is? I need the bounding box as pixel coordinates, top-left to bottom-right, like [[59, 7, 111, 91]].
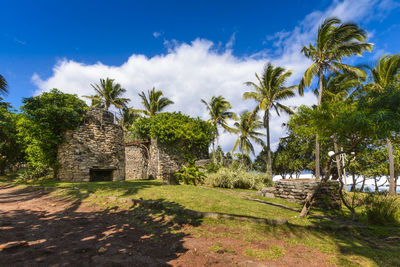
[[0, 185, 202, 266], [260, 219, 400, 266]]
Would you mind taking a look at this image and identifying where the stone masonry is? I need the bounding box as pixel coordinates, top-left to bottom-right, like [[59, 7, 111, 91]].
[[125, 139, 181, 183], [259, 180, 341, 209], [57, 108, 125, 182], [125, 141, 149, 180]]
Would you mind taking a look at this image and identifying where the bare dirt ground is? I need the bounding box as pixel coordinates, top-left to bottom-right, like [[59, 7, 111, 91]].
[[0, 185, 332, 266]]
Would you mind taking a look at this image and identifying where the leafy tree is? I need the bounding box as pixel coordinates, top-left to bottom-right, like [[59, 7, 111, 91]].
[[18, 89, 88, 177], [0, 74, 8, 95], [84, 78, 129, 111], [298, 17, 373, 179], [117, 107, 141, 133], [0, 99, 23, 174], [201, 95, 236, 152], [137, 87, 174, 116], [232, 111, 265, 157], [243, 63, 296, 175], [365, 54, 400, 195], [273, 134, 314, 179], [131, 112, 214, 161]]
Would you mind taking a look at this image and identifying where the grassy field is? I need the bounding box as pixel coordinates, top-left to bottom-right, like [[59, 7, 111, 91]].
[[1, 176, 400, 266]]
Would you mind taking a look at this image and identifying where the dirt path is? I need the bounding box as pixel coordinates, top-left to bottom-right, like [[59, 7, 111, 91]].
[[0, 185, 332, 266]]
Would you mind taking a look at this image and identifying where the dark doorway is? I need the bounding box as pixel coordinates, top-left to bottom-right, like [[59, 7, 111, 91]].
[[90, 169, 113, 181]]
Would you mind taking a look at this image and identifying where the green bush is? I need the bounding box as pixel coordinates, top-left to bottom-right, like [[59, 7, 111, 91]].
[[205, 166, 273, 190], [175, 164, 205, 185], [130, 112, 215, 161], [363, 193, 400, 225]]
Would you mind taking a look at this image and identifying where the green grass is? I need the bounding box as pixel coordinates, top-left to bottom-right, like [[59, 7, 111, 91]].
[[15, 178, 311, 223], [244, 245, 285, 261], [1, 176, 400, 266]]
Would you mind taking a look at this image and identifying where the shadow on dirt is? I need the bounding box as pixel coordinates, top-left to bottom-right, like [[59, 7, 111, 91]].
[[0, 185, 202, 266]]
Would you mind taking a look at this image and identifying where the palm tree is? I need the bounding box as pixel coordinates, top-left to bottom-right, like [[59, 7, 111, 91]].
[[0, 74, 8, 95], [137, 87, 174, 116], [117, 107, 141, 132], [201, 95, 237, 152], [232, 111, 265, 157], [243, 63, 297, 175], [299, 17, 373, 179], [369, 54, 400, 195], [84, 78, 130, 111], [319, 72, 362, 185]]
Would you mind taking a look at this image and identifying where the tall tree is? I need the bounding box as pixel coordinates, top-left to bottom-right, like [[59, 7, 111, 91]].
[[368, 54, 400, 195], [298, 17, 373, 179], [243, 63, 296, 175], [0, 75, 8, 95], [317, 72, 362, 181], [137, 87, 174, 116], [117, 107, 141, 133], [201, 95, 237, 152], [84, 78, 129, 111], [232, 111, 265, 157]]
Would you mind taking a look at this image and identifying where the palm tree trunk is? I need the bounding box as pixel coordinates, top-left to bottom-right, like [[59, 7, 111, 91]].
[[315, 70, 323, 180], [300, 70, 323, 218], [265, 111, 272, 176], [387, 137, 396, 195]]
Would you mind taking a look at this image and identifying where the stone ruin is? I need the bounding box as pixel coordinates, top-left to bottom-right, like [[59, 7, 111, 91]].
[[258, 179, 342, 209], [57, 108, 125, 182], [57, 108, 208, 183], [125, 139, 208, 183]]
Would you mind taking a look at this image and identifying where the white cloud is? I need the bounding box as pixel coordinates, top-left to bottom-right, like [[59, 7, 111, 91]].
[[33, 0, 396, 156]]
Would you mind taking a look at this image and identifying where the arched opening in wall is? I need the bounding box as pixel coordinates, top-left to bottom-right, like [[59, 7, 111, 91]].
[[90, 169, 114, 181]]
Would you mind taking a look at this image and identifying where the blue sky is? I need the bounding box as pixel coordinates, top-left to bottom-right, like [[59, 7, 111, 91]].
[[1, 0, 400, 152]]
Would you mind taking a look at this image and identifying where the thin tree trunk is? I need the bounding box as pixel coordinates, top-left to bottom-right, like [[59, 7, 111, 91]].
[[387, 137, 396, 195], [300, 70, 323, 217], [360, 176, 366, 192], [265, 111, 272, 176], [333, 136, 342, 181]]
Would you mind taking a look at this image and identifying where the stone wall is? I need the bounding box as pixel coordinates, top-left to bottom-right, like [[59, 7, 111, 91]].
[[274, 180, 341, 209], [57, 108, 125, 182], [125, 142, 149, 180], [125, 138, 208, 183]]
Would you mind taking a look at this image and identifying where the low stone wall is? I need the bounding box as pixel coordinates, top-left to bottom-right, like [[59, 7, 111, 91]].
[[274, 180, 341, 209], [258, 180, 341, 209]]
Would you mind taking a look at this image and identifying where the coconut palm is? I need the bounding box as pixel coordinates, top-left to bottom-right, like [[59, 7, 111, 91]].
[[84, 78, 130, 111], [117, 107, 141, 132], [232, 111, 265, 157], [0, 75, 8, 95], [316, 72, 362, 102], [299, 17, 373, 179], [137, 87, 174, 117], [243, 63, 297, 175], [369, 54, 400, 195], [201, 95, 237, 152]]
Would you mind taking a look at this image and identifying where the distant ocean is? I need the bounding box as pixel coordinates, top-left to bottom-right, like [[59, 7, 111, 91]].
[[273, 174, 400, 193]]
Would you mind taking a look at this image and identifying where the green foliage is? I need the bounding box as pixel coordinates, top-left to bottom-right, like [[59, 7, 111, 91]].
[[137, 87, 174, 116], [84, 77, 129, 111], [18, 89, 88, 175], [205, 166, 273, 190], [201, 95, 237, 148], [175, 164, 206, 185], [0, 99, 23, 174], [363, 193, 400, 225], [232, 111, 265, 157], [131, 112, 215, 161]]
